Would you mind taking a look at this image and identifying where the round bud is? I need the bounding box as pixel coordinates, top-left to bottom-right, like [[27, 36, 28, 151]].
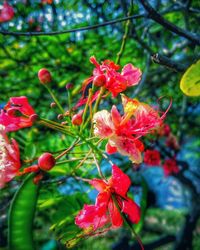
[[50, 102, 56, 108], [93, 74, 106, 87], [57, 114, 64, 120], [38, 153, 56, 171], [72, 111, 83, 126], [38, 68, 52, 84], [66, 83, 73, 90], [30, 114, 38, 122]]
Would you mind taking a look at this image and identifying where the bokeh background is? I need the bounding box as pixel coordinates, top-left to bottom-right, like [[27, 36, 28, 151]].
[[0, 0, 200, 250]]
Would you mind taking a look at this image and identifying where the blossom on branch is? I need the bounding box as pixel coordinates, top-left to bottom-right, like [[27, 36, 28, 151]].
[[93, 95, 163, 163], [0, 125, 21, 188], [75, 56, 141, 108], [144, 149, 161, 166], [163, 158, 179, 176], [75, 165, 140, 231], [0, 2, 14, 23], [0, 96, 37, 132]]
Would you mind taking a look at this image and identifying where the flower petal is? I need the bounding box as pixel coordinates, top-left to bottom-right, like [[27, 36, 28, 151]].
[[121, 64, 142, 86], [93, 110, 114, 138], [110, 136, 143, 163], [75, 204, 108, 230], [108, 199, 123, 228], [109, 165, 131, 197], [122, 198, 140, 224], [106, 142, 117, 154], [89, 179, 107, 192]]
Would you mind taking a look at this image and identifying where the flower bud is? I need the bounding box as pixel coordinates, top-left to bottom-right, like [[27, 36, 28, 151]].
[[66, 83, 73, 90], [93, 74, 106, 87], [38, 153, 55, 171], [50, 102, 56, 108], [72, 110, 83, 126], [57, 114, 64, 120], [38, 68, 52, 84], [30, 114, 38, 122]]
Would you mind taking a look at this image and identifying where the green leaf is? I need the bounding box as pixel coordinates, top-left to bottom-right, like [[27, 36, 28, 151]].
[[180, 60, 200, 96], [8, 174, 40, 250]]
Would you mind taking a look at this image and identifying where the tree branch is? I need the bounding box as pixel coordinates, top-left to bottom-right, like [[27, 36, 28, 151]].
[[0, 14, 144, 37], [151, 53, 188, 72], [139, 0, 200, 45]]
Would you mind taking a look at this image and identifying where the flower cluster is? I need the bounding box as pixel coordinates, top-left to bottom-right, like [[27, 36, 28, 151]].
[[75, 56, 141, 108], [143, 123, 180, 176], [0, 56, 170, 243], [75, 165, 140, 231], [0, 2, 14, 23]]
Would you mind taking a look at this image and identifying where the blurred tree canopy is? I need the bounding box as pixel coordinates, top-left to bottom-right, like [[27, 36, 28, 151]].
[[0, 0, 200, 250]]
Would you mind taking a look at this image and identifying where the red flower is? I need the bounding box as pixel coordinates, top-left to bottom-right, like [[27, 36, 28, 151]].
[[0, 2, 14, 23], [75, 56, 141, 108], [0, 125, 21, 188], [93, 95, 163, 163], [163, 158, 179, 176], [0, 96, 36, 132], [75, 165, 140, 231], [144, 150, 161, 166]]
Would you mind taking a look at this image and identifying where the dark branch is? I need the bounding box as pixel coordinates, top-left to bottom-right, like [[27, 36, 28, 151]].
[[151, 54, 188, 72], [139, 0, 200, 45], [0, 14, 144, 37]]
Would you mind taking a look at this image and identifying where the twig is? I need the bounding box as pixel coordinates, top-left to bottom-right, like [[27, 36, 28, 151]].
[[0, 14, 144, 37], [139, 0, 200, 45]]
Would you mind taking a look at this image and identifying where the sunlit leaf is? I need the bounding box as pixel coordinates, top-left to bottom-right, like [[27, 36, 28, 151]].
[[180, 60, 200, 96]]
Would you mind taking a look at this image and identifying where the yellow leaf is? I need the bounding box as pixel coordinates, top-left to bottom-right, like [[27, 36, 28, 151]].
[[180, 60, 200, 96]]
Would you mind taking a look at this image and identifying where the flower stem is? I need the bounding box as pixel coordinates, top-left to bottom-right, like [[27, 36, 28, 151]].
[[112, 194, 144, 250], [115, 0, 133, 65], [44, 85, 64, 114], [55, 138, 80, 160]]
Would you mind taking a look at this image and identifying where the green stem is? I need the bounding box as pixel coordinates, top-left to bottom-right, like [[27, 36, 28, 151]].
[[55, 138, 80, 160], [115, 0, 133, 65], [44, 85, 64, 114], [112, 195, 144, 250]]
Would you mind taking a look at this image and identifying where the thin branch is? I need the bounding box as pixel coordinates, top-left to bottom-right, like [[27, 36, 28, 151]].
[[139, 0, 200, 45], [0, 14, 144, 37]]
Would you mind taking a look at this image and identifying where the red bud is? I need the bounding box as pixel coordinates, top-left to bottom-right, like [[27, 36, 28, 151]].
[[93, 75, 106, 87], [72, 110, 83, 126], [38, 68, 52, 84], [38, 153, 55, 171]]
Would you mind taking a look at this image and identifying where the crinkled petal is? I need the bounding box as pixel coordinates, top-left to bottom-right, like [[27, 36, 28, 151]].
[[108, 165, 131, 197], [93, 110, 114, 138], [111, 105, 122, 127], [75, 204, 108, 230], [122, 198, 140, 224], [108, 199, 123, 228], [121, 64, 142, 86], [89, 179, 107, 192], [106, 142, 117, 154], [110, 136, 143, 163]]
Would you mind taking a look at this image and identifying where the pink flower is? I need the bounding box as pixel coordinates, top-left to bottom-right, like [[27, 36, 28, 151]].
[[144, 149, 161, 166], [89, 56, 142, 97], [0, 2, 14, 23], [75, 165, 140, 231], [0, 125, 21, 188], [75, 56, 141, 108], [163, 158, 179, 176], [0, 96, 36, 132], [93, 95, 163, 163]]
